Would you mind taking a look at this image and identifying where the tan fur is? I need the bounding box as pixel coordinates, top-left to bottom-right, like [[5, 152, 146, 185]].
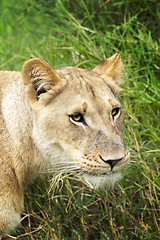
[[0, 53, 130, 238]]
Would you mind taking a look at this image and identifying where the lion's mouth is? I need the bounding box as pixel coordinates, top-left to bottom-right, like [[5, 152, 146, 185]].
[[83, 169, 113, 176], [81, 153, 130, 189], [81, 153, 130, 177], [83, 171, 122, 189]]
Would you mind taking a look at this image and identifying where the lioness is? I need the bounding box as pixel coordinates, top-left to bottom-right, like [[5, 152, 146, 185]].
[[0, 53, 130, 238]]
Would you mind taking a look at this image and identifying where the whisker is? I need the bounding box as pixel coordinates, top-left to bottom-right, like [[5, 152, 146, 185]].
[[47, 162, 80, 168], [41, 165, 82, 175]]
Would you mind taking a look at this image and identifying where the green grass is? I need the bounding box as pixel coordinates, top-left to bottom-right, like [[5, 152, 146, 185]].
[[0, 0, 160, 239]]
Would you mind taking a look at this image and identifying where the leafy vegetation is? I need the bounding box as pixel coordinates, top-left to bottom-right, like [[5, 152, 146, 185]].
[[0, 0, 160, 239]]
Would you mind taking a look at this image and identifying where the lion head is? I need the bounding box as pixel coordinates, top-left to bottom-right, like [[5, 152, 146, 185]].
[[22, 53, 130, 188]]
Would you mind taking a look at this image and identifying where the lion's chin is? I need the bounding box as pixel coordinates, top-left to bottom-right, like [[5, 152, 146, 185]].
[[83, 171, 122, 189]]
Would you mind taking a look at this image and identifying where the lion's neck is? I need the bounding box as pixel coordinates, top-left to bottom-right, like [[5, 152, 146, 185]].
[[0, 74, 46, 187]]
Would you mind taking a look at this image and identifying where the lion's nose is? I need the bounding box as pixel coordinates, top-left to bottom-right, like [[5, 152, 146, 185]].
[[99, 155, 123, 170]]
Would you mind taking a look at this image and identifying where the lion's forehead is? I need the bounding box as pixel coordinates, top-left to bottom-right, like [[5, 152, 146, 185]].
[[56, 66, 114, 94], [55, 66, 118, 110]]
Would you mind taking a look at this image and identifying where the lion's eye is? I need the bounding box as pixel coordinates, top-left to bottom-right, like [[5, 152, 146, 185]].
[[111, 107, 120, 117], [70, 113, 84, 122]]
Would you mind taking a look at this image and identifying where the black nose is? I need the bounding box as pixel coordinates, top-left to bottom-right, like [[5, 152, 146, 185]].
[[99, 155, 123, 170]]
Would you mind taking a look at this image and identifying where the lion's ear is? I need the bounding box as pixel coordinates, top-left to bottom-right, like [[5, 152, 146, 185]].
[[92, 53, 124, 95], [22, 58, 65, 106]]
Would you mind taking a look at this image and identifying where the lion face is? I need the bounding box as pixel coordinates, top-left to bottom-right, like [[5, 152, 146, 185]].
[[22, 54, 130, 188]]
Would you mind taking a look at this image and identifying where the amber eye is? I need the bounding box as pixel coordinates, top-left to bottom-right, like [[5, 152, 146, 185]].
[[111, 107, 120, 117], [70, 113, 84, 122]]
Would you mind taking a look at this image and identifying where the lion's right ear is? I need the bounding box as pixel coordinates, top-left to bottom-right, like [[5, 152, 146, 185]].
[[22, 58, 65, 107], [92, 53, 123, 96]]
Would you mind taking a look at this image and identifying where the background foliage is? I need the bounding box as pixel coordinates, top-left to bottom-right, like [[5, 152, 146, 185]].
[[0, 0, 160, 239]]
